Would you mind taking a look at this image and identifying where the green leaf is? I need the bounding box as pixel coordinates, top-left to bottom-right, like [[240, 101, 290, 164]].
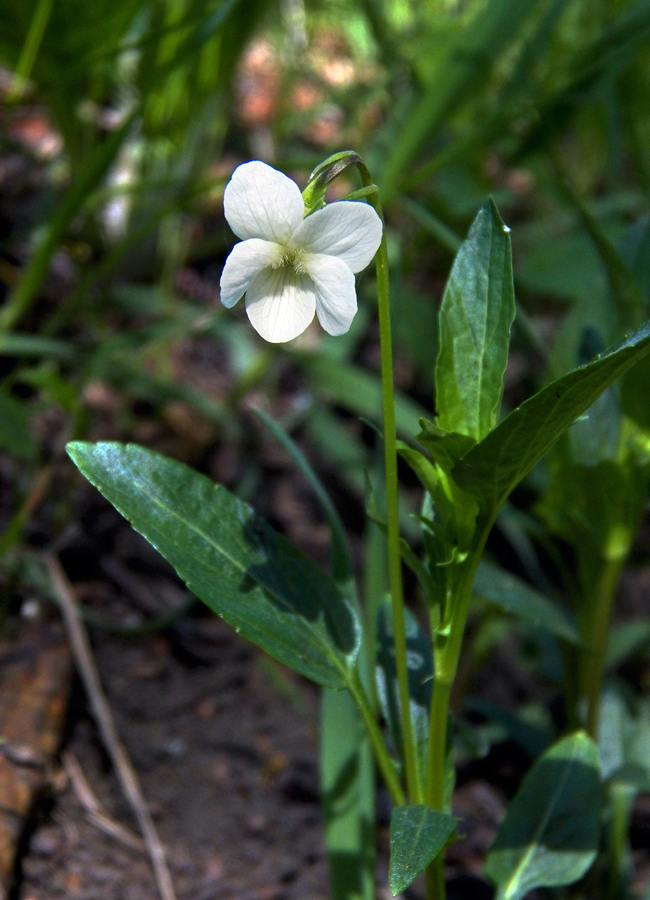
[[376, 597, 432, 778], [397, 442, 439, 496], [453, 320, 650, 514], [66, 441, 360, 688], [486, 732, 601, 900], [473, 562, 582, 645], [415, 420, 476, 474], [389, 805, 457, 895], [322, 689, 375, 900], [436, 199, 516, 442]]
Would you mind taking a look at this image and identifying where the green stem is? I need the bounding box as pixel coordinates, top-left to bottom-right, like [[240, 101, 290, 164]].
[[577, 553, 624, 738], [358, 169, 422, 804], [424, 674, 452, 900], [349, 674, 406, 807], [426, 554, 482, 809], [426, 675, 452, 810], [423, 545, 488, 900]]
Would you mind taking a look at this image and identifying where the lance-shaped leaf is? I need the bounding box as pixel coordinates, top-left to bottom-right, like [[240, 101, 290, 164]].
[[486, 732, 600, 900], [453, 320, 650, 514], [389, 805, 457, 895], [436, 199, 516, 442], [67, 442, 360, 688]]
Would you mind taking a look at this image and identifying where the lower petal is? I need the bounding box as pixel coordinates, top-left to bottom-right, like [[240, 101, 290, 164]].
[[220, 238, 280, 308], [307, 254, 358, 336], [245, 267, 316, 343]]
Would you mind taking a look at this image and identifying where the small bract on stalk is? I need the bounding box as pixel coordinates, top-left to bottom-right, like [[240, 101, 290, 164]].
[[219, 159, 382, 342]]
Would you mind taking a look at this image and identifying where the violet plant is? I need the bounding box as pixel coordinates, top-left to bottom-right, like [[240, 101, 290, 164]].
[[67, 152, 650, 900]]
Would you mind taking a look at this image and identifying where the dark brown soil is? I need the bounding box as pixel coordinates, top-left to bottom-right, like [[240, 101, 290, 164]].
[[16, 613, 329, 900]]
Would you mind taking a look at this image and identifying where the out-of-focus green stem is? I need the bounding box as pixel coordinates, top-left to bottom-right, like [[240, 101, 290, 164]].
[[8, 0, 55, 101]]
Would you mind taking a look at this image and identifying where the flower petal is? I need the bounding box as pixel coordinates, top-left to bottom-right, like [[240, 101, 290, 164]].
[[224, 161, 305, 243], [307, 253, 358, 336], [245, 266, 316, 343], [220, 238, 280, 308], [292, 201, 383, 273]]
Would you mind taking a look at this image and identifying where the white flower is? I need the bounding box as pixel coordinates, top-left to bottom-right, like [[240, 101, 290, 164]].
[[220, 160, 383, 343]]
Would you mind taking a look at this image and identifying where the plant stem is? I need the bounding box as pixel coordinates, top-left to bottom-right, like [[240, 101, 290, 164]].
[[424, 673, 452, 900], [577, 553, 624, 738], [8, 0, 55, 101], [359, 172, 422, 804], [423, 548, 487, 900], [349, 674, 406, 807], [426, 675, 452, 811]]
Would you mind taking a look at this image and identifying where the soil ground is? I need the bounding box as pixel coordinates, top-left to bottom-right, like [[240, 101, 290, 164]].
[[15, 611, 329, 900]]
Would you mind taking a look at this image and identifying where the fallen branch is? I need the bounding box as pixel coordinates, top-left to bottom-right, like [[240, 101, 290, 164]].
[[45, 554, 178, 900]]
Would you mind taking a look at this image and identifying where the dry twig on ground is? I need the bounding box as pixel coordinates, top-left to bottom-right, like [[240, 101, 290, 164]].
[[45, 553, 178, 900]]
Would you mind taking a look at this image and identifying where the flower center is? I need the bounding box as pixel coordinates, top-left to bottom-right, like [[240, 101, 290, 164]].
[[272, 245, 308, 276]]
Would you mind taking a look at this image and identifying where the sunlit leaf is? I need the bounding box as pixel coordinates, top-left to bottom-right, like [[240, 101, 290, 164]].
[[67, 441, 360, 688], [436, 199, 515, 442], [389, 805, 457, 895]]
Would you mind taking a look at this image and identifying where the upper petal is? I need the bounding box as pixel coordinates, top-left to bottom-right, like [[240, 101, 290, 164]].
[[245, 266, 316, 343], [220, 238, 280, 308], [224, 161, 305, 243], [307, 253, 358, 336], [292, 201, 383, 273]]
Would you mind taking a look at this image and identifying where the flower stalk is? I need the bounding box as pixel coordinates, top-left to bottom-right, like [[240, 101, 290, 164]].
[[350, 160, 423, 805]]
